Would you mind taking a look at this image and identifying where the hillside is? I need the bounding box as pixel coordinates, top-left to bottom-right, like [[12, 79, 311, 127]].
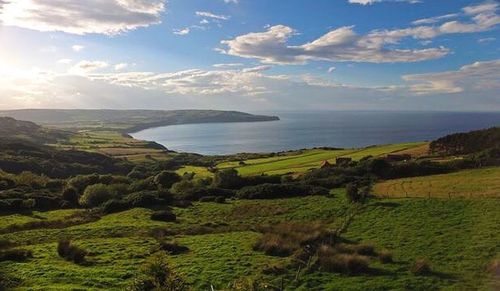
[[0, 109, 280, 132], [0, 117, 68, 143]]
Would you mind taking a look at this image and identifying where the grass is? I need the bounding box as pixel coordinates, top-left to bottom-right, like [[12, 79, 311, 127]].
[[1, 189, 498, 290], [217, 142, 426, 176], [53, 130, 170, 163], [373, 167, 500, 198], [175, 166, 214, 179]]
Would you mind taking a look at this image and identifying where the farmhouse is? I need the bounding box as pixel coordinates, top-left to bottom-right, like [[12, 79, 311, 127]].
[[320, 160, 332, 168]]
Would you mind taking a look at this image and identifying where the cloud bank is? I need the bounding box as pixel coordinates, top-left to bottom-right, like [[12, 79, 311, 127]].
[[219, 2, 499, 64], [0, 0, 166, 35]]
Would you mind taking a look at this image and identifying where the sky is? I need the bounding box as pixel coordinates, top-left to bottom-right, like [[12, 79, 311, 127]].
[[0, 0, 499, 111]]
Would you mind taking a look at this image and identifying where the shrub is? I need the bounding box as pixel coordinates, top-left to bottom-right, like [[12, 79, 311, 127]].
[[0, 239, 15, 249], [57, 239, 87, 264], [199, 196, 217, 202], [101, 199, 129, 214], [79, 184, 115, 208], [254, 221, 331, 257], [0, 249, 32, 262], [154, 171, 181, 189], [46, 179, 64, 190], [67, 174, 100, 193], [354, 243, 376, 256], [129, 252, 187, 291], [159, 241, 189, 255], [237, 183, 328, 200], [0, 178, 15, 190], [316, 245, 370, 275], [214, 196, 226, 203], [346, 183, 362, 203], [129, 177, 156, 192], [410, 259, 432, 275], [212, 168, 243, 189], [151, 210, 176, 222], [379, 250, 393, 264], [125, 191, 160, 208], [62, 187, 79, 204]]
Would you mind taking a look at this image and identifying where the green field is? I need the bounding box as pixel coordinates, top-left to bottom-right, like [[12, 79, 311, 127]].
[[373, 167, 500, 198], [217, 142, 426, 176], [54, 131, 171, 163], [1, 190, 498, 290]]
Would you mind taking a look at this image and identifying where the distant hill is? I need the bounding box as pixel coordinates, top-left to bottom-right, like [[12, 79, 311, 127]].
[[0, 117, 68, 143], [0, 109, 280, 132]]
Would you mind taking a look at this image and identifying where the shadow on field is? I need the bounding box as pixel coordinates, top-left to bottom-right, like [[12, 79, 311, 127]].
[[370, 201, 401, 208]]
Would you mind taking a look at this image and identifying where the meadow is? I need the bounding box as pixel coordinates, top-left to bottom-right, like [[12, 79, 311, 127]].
[[217, 142, 427, 176], [54, 131, 171, 163], [372, 167, 500, 198], [1, 190, 498, 290]]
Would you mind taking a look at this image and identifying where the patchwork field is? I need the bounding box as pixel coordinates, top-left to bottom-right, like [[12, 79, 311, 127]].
[[53, 131, 171, 163], [1, 191, 498, 290], [217, 142, 427, 176], [372, 167, 500, 198]]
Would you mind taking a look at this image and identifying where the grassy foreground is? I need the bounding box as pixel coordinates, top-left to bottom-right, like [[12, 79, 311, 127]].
[[373, 167, 500, 198], [1, 190, 498, 290]]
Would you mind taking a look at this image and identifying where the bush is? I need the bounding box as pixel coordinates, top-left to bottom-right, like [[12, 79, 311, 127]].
[[101, 199, 129, 214], [214, 196, 226, 203], [379, 250, 393, 264], [159, 241, 189, 255], [129, 252, 187, 291], [154, 171, 181, 189], [212, 168, 243, 189], [316, 245, 370, 274], [254, 221, 331, 257], [151, 210, 176, 222], [410, 259, 432, 275], [0, 249, 32, 262], [237, 183, 328, 200], [346, 183, 362, 203], [354, 243, 376, 256], [125, 191, 160, 208], [79, 184, 115, 208], [57, 239, 87, 264], [62, 187, 79, 204]]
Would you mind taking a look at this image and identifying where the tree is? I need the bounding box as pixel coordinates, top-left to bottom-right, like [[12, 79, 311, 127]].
[[154, 171, 181, 189], [212, 168, 243, 189], [79, 184, 115, 207]]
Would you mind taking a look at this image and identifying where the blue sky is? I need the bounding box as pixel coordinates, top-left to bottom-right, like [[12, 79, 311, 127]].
[[0, 0, 498, 111]]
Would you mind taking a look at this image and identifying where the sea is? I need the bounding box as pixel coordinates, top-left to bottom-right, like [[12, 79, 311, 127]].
[[130, 111, 500, 155]]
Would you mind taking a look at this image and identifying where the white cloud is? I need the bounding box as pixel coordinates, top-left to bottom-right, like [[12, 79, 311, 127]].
[[114, 63, 128, 71], [220, 2, 500, 65], [173, 28, 190, 35], [0, 0, 166, 35], [223, 0, 239, 3], [412, 1, 500, 34], [72, 45, 85, 52], [213, 63, 244, 68], [403, 60, 500, 95], [349, 0, 420, 5], [1, 60, 499, 111], [195, 11, 229, 21], [220, 25, 449, 64], [328, 67, 336, 73], [412, 14, 460, 25], [478, 37, 495, 43], [57, 59, 73, 65], [69, 60, 109, 75]]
